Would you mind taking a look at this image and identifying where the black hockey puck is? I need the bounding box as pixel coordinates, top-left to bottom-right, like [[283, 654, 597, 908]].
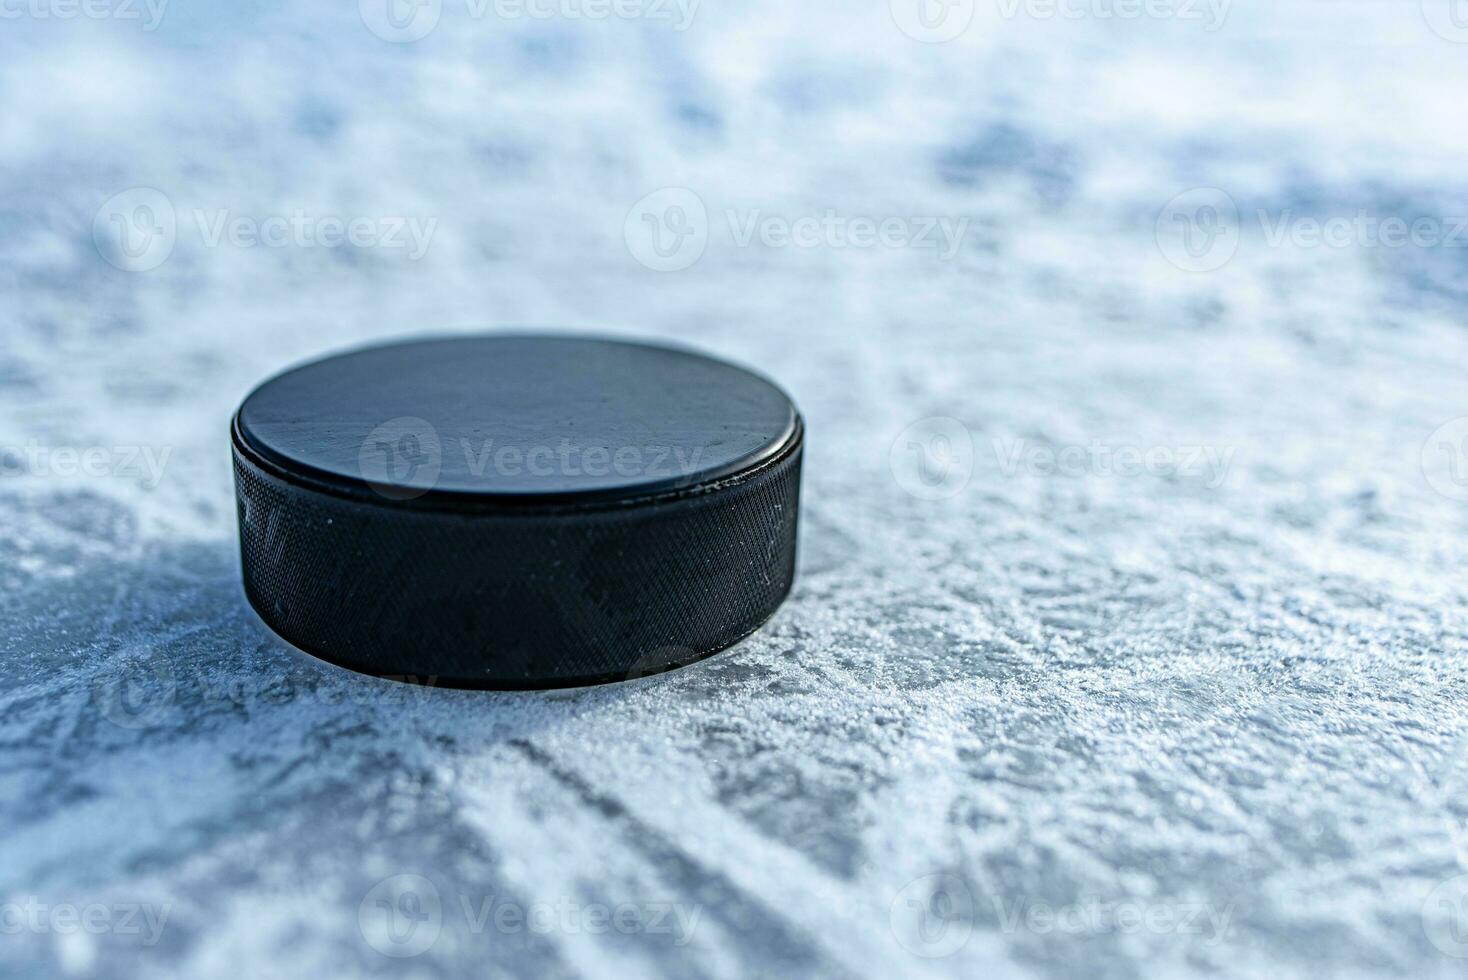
[[230, 334, 803, 689]]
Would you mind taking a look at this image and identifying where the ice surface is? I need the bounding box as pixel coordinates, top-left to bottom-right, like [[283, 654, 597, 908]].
[[3, 2, 1468, 977]]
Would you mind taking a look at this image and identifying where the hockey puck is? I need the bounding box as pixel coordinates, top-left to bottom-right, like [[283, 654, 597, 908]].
[[231, 334, 804, 689]]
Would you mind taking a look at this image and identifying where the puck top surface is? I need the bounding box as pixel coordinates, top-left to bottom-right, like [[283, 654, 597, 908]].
[[235, 335, 800, 502]]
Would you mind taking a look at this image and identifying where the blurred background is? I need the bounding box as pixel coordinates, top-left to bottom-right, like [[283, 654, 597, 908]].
[[4, 1, 1468, 977]]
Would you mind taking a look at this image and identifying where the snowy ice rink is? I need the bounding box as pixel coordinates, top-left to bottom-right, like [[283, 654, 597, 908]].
[[4, 1, 1468, 976]]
